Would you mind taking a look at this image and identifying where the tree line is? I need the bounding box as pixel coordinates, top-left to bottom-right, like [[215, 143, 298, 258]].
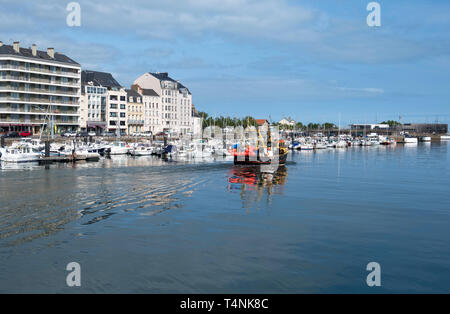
[[197, 111, 338, 131], [196, 111, 403, 131]]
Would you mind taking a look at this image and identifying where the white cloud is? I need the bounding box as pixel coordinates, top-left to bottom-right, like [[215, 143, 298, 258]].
[[336, 87, 384, 94]]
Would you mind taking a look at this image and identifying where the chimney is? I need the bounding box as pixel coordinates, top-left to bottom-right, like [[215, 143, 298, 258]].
[[47, 47, 54, 59], [13, 41, 20, 53], [32, 44, 37, 56]]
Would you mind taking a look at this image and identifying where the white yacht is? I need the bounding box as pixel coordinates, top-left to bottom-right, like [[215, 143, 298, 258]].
[[130, 144, 153, 156], [108, 142, 129, 155], [299, 143, 314, 150], [335, 140, 348, 148]]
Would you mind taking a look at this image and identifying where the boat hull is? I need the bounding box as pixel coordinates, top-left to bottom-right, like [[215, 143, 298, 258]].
[[233, 152, 287, 165]]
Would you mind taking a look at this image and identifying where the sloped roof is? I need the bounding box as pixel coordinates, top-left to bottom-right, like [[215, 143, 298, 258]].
[[255, 119, 269, 126], [148, 72, 191, 95], [141, 89, 159, 97], [81, 70, 122, 88], [126, 89, 143, 103], [0, 43, 79, 66]]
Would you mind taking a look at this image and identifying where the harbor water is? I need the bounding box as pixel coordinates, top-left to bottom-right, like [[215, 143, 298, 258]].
[[0, 142, 449, 293]]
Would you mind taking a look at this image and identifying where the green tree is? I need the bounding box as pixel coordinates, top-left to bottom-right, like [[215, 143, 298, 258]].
[[381, 120, 401, 128], [322, 122, 336, 130]]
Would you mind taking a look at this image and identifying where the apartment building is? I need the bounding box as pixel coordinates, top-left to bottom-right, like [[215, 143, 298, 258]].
[[80, 79, 107, 134], [131, 84, 160, 134], [133, 72, 193, 135], [81, 70, 127, 135], [126, 89, 144, 134], [0, 41, 81, 134]]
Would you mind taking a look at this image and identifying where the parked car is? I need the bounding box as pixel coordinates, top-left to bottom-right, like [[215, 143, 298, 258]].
[[6, 131, 20, 138], [101, 131, 116, 137], [88, 131, 96, 137], [76, 131, 89, 137], [19, 131, 32, 137], [62, 132, 77, 137]]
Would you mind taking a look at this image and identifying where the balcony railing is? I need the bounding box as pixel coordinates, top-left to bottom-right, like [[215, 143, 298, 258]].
[[0, 64, 80, 78], [0, 96, 79, 105], [128, 119, 145, 125], [0, 117, 79, 124], [0, 85, 79, 96], [0, 75, 79, 87], [0, 106, 79, 115]]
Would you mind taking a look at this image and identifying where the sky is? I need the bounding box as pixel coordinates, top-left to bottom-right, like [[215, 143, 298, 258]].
[[1, 0, 449, 125]]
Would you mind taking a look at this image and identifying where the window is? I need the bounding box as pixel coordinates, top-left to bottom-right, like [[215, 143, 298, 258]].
[[120, 113, 126, 118], [110, 112, 117, 117], [110, 104, 117, 109], [120, 96, 126, 101], [120, 104, 126, 110], [110, 95, 118, 101]]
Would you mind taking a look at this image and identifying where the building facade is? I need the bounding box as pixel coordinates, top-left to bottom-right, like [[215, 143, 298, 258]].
[[278, 117, 295, 127], [79, 83, 107, 133], [192, 109, 202, 137], [126, 89, 144, 134], [401, 123, 448, 135], [131, 85, 161, 134], [81, 70, 127, 135], [0, 41, 81, 134], [133, 72, 193, 135]]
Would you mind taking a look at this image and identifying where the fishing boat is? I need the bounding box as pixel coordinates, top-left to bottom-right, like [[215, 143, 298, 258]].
[[0, 146, 41, 163], [233, 143, 288, 165]]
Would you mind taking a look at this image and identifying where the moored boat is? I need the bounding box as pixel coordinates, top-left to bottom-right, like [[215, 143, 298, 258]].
[[0, 146, 41, 163]]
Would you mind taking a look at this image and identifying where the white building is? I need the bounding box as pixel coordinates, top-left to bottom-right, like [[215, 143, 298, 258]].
[[192, 108, 202, 137], [350, 124, 389, 131], [80, 74, 107, 133], [131, 85, 160, 134], [278, 117, 295, 127], [0, 41, 81, 134], [81, 70, 127, 134], [133, 72, 193, 135]]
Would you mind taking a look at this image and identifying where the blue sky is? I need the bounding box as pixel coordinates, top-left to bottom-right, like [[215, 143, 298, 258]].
[[1, 0, 449, 125]]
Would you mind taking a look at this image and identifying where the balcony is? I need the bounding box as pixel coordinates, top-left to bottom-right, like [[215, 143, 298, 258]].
[[0, 75, 80, 87], [0, 64, 80, 78], [128, 119, 145, 125], [0, 85, 79, 96], [0, 96, 79, 106], [0, 117, 79, 125], [0, 105, 79, 115]]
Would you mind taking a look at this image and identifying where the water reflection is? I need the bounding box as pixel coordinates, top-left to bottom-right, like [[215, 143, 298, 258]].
[[227, 165, 288, 209], [0, 161, 202, 247]]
